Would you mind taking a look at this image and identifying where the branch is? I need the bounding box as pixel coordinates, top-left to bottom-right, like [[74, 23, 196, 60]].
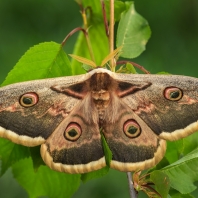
[[127, 172, 138, 198]]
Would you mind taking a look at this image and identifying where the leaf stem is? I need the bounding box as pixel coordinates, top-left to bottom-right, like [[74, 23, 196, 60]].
[[81, 7, 96, 63], [61, 27, 86, 47], [127, 172, 138, 198], [109, 0, 115, 71], [142, 184, 162, 198], [101, 0, 109, 37]]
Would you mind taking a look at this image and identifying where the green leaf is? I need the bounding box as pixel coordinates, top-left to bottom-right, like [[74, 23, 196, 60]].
[[157, 71, 171, 75], [150, 170, 170, 198], [162, 147, 198, 194], [165, 141, 182, 164], [181, 133, 198, 156], [171, 194, 195, 198], [165, 133, 198, 165], [116, 1, 151, 58], [169, 189, 195, 198], [101, 133, 112, 167], [104, 0, 126, 21], [71, 1, 109, 75], [126, 62, 137, 74], [29, 146, 45, 171], [0, 138, 30, 175], [82, 0, 103, 16], [1, 42, 72, 86], [155, 157, 170, 171], [12, 158, 81, 198], [82, 64, 94, 72], [81, 166, 109, 183]]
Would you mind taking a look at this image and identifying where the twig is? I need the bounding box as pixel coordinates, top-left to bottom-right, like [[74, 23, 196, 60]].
[[127, 172, 138, 198], [109, 0, 115, 71], [101, 0, 109, 37], [61, 27, 86, 46]]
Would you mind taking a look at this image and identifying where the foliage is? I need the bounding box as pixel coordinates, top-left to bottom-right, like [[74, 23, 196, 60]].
[[0, 0, 198, 198]]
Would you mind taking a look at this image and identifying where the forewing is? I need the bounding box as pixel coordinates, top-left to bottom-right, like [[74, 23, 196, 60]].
[[114, 73, 198, 141], [0, 74, 87, 146]]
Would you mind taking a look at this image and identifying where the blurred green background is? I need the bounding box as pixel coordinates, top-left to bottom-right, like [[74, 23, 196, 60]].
[[0, 0, 198, 197]]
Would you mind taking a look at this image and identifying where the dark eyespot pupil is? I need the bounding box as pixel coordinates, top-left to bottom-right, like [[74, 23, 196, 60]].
[[68, 129, 78, 137], [23, 97, 33, 104], [128, 126, 138, 134], [170, 91, 180, 98]]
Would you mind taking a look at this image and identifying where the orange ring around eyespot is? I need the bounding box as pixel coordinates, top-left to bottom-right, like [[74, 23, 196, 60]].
[[64, 122, 82, 141], [164, 87, 183, 101], [19, 92, 39, 107], [123, 119, 141, 138]]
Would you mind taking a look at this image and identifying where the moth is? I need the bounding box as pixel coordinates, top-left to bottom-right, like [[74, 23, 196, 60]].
[[0, 68, 198, 174]]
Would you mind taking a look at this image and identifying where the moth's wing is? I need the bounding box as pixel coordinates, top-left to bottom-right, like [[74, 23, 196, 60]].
[[0, 74, 89, 146], [41, 96, 106, 174], [114, 73, 198, 141], [102, 100, 166, 172]]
